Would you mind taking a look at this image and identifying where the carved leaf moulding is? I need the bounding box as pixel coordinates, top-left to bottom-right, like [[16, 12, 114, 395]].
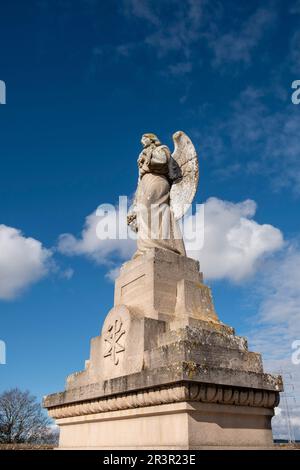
[[48, 383, 280, 419]]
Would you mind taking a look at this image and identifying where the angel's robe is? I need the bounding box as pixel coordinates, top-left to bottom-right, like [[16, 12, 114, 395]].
[[133, 143, 186, 259]]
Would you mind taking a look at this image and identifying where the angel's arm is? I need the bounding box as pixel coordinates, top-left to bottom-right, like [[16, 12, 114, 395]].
[[149, 146, 170, 171]]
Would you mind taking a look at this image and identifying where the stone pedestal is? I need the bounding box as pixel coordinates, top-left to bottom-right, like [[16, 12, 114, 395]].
[[52, 402, 275, 450], [114, 248, 217, 322], [43, 249, 283, 449]]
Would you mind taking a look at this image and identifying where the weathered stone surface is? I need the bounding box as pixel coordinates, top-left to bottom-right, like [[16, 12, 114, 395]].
[[114, 248, 217, 322], [46, 382, 280, 420], [49, 402, 275, 449], [44, 359, 282, 409], [174, 279, 218, 321], [43, 248, 283, 449], [44, 314, 282, 410], [144, 342, 263, 374], [128, 131, 198, 258], [158, 323, 244, 349], [66, 306, 165, 390]]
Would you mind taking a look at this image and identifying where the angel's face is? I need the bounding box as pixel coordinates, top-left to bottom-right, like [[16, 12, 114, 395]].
[[141, 135, 152, 148]]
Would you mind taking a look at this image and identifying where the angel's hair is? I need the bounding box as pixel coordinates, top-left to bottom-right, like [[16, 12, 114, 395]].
[[142, 133, 161, 146]]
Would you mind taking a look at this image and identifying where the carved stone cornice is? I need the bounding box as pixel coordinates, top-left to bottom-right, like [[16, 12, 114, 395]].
[[48, 382, 280, 419]]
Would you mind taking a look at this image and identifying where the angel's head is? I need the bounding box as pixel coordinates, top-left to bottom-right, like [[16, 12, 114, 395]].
[[141, 133, 161, 148]]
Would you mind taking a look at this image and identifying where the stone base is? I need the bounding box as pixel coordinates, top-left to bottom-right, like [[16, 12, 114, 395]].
[[43, 249, 283, 449], [114, 248, 218, 322], [56, 402, 274, 450]]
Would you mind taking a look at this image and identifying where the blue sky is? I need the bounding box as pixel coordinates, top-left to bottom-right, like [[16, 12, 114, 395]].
[[1, 0, 300, 438]]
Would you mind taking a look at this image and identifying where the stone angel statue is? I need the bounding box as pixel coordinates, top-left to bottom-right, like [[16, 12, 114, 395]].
[[127, 131, 199, 259]]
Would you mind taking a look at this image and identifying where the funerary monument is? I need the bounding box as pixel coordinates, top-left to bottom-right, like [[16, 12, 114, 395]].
[[43, 131, 283, 449]]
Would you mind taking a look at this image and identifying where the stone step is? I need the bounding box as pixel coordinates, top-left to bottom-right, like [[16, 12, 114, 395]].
[[158, 324, 248, 351], [145, 339, 263, 373]]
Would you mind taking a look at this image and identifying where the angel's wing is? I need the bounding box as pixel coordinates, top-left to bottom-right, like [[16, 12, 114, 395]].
[[170, 131, 199, 220]]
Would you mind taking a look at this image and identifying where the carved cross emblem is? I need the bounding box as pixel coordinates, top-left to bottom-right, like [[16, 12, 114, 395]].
[[103, 318, 125, 365]]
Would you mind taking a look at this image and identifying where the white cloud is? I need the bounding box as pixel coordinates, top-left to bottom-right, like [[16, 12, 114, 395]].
[[105, 266, 121, 282], [58, 208, 136, 266], [58, 198, 283, 284], [0, 225, 52, 300], [187, 197, 284, 282]]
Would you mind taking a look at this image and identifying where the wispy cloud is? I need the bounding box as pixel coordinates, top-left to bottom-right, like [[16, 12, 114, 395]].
[[245, 242, 300, 439], [105, 266, 121, 282], [249, 243, 300, 356], [122, 0, 161, 26], [196, 85, 300, 195], [273, 403, 300, 440], [118, 1, 277, 73], [289, 30, 300, 74], [120, 0, 208, 76], [144, 4, 204, 59], [167, 61, 193, 76], [208, 7, 277, 67], [87, 1, 280, 92], [289, 0, 300, 15]]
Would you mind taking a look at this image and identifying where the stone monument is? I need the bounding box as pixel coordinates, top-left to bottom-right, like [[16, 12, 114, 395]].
[[44, 131, 283, 449]]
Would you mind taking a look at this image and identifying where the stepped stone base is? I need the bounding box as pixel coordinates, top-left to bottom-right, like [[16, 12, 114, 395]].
[[43, 249, 283, 449]]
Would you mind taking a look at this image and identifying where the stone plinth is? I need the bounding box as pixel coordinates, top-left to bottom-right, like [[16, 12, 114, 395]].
[[114, 248, 218, 322], [51, 402, 275, 450], [43, 249, 283, 449]]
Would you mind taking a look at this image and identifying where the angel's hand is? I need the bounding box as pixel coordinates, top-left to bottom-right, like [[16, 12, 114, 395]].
[[151, 147, 168, 166], [127, 213, 136, 225]]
